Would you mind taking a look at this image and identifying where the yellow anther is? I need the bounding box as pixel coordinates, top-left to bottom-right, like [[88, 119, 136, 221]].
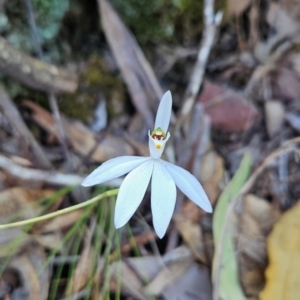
[[156, 144, 161, 149]]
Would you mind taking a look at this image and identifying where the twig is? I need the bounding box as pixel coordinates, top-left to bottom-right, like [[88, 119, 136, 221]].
[[0, 37, 77, 94], [22, 0, 43, 58], [0, 85, 52, 169], [167, 0, 222, 253], [0, 154, 122, 187], [98, 0, 164, 129], [213, 137, 300, 299], [23, 0, 73, 169], [176, 0, 223, 128], [48, 92, 72, 170], [0, 154, 81, 185]]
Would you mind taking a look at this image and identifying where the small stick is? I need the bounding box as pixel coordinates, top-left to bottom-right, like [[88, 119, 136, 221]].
[[176, 0, 223, 129], [23, 0, 73, 169], [0, 85, 52, 169], [166, 0, 222, 252], [0, 154, 122, 187]]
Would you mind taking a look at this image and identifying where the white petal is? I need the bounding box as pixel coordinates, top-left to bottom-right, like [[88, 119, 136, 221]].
[[81, 156, 150, 186], [162, 161, 212, 212], [151, 161, 176, 238], [148, 131, 170, 159], [114, 160, 154, 228], [154, 91, 172, 133]]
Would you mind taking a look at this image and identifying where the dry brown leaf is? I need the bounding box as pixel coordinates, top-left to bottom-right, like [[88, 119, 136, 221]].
[[182, 201, 202, 223], [110, 260, 148, 300], [143, 246, 194, 296], [98, 0, 163, 129], [174, 214, 207, 263], [267, 2, 300, 37], [280, 0, 300, 21], [238, 195, 280, 297], [32, 232, 63, 250], [0, 228, 30, 258], [260, 200, 300, 300], [9, 245, 49, 300], [66, 244, 94, 294], [0, 86, 51, 169], [64, 120, 134, 162], [227, 0, 252, 17], [265, 101, 285, 137], [0, 187, 56, 223], [32, 209, 84, 233], [271, 67, 300, 102], [23, 100, 134, 162], [162, 263, 212, 300], [199, 150, 225, 205], [127, 256, 162, 282], [143, 255, 194, 296], [124, 132, 149, 157], [119, 231, 156, 256]]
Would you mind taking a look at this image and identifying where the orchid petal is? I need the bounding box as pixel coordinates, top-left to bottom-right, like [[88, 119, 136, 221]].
[[154, 91, 172, 133], [162, 161, 212, 212], [81, 156, 150, 186], [114, 160, 154, 228], [151, 161, 176, 238]]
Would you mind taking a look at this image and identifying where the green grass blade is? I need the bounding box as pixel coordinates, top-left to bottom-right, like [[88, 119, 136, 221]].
[[212, 153, 252, 300]]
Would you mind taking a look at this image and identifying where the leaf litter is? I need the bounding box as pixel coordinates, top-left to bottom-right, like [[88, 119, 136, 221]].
[[0, 0, 300, 299]]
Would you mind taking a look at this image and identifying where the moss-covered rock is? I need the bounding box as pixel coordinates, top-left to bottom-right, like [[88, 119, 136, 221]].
[[110, 0, 227, 45], [60, 54, 127, 122], [1, 0, 69, 61]]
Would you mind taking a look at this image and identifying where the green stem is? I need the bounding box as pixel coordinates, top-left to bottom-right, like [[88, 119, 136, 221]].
[[0, 189, 119, 230]]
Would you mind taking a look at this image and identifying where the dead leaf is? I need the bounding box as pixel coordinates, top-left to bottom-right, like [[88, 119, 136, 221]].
[[174, 214, 207, 263], [260, 200, 300, 300], [271, 66, 300, 103], [9, 245, 49, 300], [23, 100, 134, 162], [0, 187, 56, 223], [110, 260, 148, 300], [199, 150, 225, 205], [119, 231, 156, 256], [0, 228, 30, 258], [0, 85, 51, 169], [198, 81, 260, 132], [267, 2, 300, 37], [32, 232, 63, 250], [66, 244, 94, 294], [286, 112, 300, 132], [32, 209, 84, 233], [265, 101, 285, 137], [237, 194, 280, 297], [127, 256, 163, 282], [227, 0, 252, 17], [162, 263, 212, 300], [98, 0, 163, 129], [143, 253, 194, 296], [65, 120, 134, 162], [182, 201, 202, 223]]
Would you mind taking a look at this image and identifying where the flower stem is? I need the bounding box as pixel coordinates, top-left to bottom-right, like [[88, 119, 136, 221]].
[[0, 189, 119, 230]]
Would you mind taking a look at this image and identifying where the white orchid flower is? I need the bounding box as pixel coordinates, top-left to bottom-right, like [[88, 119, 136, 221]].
[[82, 91, 212, 238]]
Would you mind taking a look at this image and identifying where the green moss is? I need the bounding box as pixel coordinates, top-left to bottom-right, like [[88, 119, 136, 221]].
[[109, 0, 227, 45], [3, 0, 69, 61], [60, 54, 126, 122]]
